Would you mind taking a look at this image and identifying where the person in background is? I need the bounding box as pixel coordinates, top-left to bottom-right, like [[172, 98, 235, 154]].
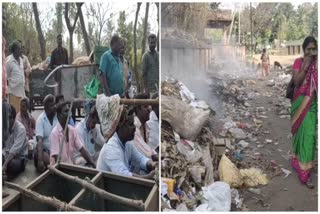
[[2, 105, 28, 179], [260, 48, 270, 77], [6, 40, 25, 113], [96, 108, 156, 179], [34, 94, 58, 173], [142, 34, 159, 95], [290, 36, 318, 188], [49, 34, 68, 95], [74, 105, 104, 165], [16, 97, 36, 159], [18, 40, 32, 99], [49, 34, 68, 69], [146, 93, 159, 151], [99, 35, 124, 97], [49, 101, 96, 167], [129, 93, 157, 160], [119, 38, 132, 98]]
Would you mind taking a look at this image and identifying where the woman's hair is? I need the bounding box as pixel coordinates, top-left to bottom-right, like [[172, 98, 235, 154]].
[[302, 36, 317, 52]]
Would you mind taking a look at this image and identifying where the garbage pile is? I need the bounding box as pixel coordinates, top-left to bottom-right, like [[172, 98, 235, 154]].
[[161, 78, 270, 211]]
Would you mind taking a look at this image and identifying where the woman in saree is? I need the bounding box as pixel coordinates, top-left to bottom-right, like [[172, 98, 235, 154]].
[[291, 36, 317, 188]]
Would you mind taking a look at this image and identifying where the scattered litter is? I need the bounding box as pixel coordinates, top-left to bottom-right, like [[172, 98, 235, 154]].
[[281, 168, 291, 178]]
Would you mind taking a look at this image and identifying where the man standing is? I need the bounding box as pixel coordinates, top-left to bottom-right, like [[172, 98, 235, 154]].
[[6, 40, 25, 113], [20, 43, 32, 99], [99, 35, 124, 97], [142, 34, 159, 95], [49, 34, 68, 95], [49, 34, 68, 69]]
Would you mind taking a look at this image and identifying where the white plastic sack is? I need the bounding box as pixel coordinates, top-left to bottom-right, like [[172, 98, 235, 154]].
[[176, 140, 202, 163], [200, 181, 231, 211], [162, 95, 210, 141], [96, 94, 123, 140]]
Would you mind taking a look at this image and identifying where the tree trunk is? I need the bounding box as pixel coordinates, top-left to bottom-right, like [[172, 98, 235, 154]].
[[156, 3, 159, 52], [5, 182, 87, 211], [48, 166, 145, 210], [77, 3, 90, 55], [141, 3, 150, 58], [64, 3, 81, 63], [32, 3, 46, 61], [134, 3, 141, 91], [56, 3, 63, 34]]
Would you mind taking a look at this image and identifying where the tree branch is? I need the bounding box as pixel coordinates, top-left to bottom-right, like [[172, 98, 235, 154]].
[[5, 182, 87, 211], [48, 165, 145, 211]]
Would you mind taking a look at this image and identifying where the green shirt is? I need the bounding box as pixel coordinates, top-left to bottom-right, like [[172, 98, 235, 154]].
[[99, 49, 124, 96], [142, 50, 159, 92]]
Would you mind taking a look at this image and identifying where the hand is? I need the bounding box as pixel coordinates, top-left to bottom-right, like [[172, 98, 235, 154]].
[[303, 55, 314, 71], [37, 160, 45, 173]]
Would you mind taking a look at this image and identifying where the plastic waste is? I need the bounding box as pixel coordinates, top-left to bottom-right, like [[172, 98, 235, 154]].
[[199, 181, 231, 211], [176, 140, 202, 163], [240, 168, 269, 187], [218, 155, 243, 188]]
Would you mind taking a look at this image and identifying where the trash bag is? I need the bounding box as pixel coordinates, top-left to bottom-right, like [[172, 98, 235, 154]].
[[198, 181, 231, 211], [176, 140, 202, 163], [84, 76, 100, 98], [162, 95, 210, 141], [218, 155, 243, 188]]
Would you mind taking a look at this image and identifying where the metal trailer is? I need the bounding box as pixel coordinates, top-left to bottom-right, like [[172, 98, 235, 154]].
[[29, 69, 55, 108], [3, 163, 159, 211]]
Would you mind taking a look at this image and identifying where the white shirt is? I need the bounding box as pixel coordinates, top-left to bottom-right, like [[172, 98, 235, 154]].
[[96, 132, 149, 176], [35, 112, 59, 151], [133, 116, 156, 158], [146, 111, 159, 150], [6, 54, 25, 97], [75, 118, 105, 160]]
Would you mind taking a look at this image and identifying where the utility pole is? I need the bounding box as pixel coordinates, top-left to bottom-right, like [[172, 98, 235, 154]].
[[250, 2, 253, 58], [238, 4, 241, 45]]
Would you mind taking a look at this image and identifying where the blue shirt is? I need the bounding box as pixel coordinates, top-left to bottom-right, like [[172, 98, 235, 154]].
[[35, 112, 58, 151], [96, 132, 149, 176], [99, 49, 124, 96]]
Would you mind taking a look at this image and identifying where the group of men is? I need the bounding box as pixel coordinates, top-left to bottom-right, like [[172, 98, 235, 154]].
[[3, 32, 159, 182]]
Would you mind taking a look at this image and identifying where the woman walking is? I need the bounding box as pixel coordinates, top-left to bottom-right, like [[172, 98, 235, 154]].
[[291, 36, 317, 188]]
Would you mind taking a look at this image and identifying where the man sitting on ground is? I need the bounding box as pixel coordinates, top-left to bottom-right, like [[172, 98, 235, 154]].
[[96, 108, 156, 179], [49, 101, 96, 167], [74, 105, 104, 165], [16, 97, 36, 158], [3, 105, 28, 179], [34, 94, 58, 173]]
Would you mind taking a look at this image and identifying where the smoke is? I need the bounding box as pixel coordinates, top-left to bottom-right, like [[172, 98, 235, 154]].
[[162, 38, 256, 119]]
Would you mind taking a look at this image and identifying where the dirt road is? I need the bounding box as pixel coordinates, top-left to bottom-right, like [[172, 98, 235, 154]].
[[238, 70, 318, 211]]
